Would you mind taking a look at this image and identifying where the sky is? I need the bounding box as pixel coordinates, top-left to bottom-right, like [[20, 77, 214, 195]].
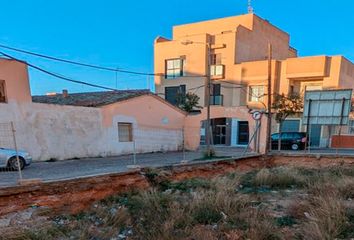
[[1, 0, 354, 95]]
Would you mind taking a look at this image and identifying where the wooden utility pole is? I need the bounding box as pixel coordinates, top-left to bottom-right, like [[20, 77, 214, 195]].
[[266, 43, 272, 154]]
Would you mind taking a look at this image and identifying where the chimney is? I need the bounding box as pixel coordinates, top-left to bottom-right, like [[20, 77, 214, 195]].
[[62, 89, 68, 98]]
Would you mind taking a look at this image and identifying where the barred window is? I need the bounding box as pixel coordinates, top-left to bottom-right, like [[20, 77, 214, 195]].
[[118, 123, 133, 142]]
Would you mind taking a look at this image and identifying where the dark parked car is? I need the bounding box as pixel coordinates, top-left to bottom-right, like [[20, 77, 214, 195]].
[[271, 132, 307, 150]]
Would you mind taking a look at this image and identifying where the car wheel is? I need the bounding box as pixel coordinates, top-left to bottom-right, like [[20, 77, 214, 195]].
[[291, 144, 299, 151], [8, 157, 25, 171]]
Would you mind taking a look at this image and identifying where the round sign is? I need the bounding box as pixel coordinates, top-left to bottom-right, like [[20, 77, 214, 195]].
[[252, 111, 262, 120]]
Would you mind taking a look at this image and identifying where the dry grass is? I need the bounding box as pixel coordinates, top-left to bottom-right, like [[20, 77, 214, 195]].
[[14, 165, 354, 240], [253, 167, 306, 188], [289, 180, 352, 240]]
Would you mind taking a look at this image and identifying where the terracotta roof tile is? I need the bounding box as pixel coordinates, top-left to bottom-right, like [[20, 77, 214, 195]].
[[32, 89, 151, 107]]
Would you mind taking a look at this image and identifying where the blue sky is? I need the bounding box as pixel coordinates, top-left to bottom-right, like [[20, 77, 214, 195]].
[[1, 0, 354, 95]]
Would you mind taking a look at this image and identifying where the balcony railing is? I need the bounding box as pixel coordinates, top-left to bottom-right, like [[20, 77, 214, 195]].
[[210, 95, 224, 106], [210, 65, 225, 79]]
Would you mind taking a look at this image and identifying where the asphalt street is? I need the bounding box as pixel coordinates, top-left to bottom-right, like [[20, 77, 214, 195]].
[[0, 147, 247, 187]]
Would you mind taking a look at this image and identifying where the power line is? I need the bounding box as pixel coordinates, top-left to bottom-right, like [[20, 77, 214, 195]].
[[0, 51, 119, 91], [0, 44, 160, 76], [0, 43, 211, 79]]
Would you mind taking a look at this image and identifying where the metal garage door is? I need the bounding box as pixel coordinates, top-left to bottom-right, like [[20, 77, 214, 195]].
[[281, 120, 300, 132]]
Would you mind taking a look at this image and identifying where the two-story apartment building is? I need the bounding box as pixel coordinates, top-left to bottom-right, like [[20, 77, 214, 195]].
[[154, 13, 354, 149]]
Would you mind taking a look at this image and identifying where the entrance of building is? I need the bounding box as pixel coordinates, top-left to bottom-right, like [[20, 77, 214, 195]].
[[212, 118, 227, 145], [309, 124, 321, 147], [238, 121, 249, 145], [200, 118, 250, 146]]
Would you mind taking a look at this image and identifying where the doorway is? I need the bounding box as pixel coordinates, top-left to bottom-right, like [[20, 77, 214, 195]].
[[309, 125, 321, 147], [211, 118, 227, 145], [238, 121, 249, 145], [214, 125, 226, 145]]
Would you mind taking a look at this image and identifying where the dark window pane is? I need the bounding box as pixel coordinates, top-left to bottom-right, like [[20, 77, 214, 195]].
[[165, 85, 186, 106]]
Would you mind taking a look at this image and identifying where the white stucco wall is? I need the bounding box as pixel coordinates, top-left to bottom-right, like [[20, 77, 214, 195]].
[[0, 101, 183, 161]]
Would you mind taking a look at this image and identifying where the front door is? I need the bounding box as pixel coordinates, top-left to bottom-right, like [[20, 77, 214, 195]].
[[238, 121, 249, 145], [214, 125, 226, 145]]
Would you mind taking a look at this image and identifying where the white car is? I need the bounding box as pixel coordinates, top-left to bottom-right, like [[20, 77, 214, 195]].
[[0, 148, 32, 170]]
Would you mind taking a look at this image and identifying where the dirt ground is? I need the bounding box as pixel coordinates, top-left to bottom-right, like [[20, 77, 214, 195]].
[[1, 155, 354, 239]]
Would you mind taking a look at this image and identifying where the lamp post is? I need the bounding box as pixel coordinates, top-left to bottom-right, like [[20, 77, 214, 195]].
[[181, 40, 213, 156]]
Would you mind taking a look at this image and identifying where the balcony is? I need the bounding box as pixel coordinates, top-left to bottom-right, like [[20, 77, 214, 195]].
[[210, 95, 224, 106], [210, 65, 225, 79]]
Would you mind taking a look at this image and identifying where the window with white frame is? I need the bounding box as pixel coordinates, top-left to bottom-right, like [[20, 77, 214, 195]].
[[210, 53, 224, 78], [210, 65, 224, 77], [248, 85, 265, 102], [165, 58, 184, 79], [118, 122, 133, 142]]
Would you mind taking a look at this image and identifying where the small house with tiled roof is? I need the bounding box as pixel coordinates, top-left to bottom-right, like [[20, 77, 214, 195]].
[[0, 59, 186, 161]]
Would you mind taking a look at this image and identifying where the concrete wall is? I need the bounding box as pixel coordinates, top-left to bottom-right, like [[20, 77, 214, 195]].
[[0, 96, 186, 161], [0, 59, 32, 103]]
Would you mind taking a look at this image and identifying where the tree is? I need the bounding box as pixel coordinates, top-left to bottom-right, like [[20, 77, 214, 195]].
[[176, 92, 202, 113], [272, 93, 304, 151]]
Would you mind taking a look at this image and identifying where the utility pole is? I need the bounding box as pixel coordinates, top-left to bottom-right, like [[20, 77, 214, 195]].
[[266, 43, 272, 154], [180, 39, 213, 157], [205, 42, 212, 157]]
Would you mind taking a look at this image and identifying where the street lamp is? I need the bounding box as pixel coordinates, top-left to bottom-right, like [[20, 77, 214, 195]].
[[181, 40, 213, 157]]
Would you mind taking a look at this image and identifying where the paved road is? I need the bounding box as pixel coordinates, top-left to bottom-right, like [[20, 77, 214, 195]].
[[0, 147, 248, 188]]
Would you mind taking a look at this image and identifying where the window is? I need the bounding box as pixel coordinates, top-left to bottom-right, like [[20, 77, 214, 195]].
[[210, 84, 223, 105], [349, 120, 354, 135], [118, 123, 133, 142], [271, 133, 280, 140], [0, 80, 6, 103], [210, 65, 224, 78], [210, 53, 224, 78], [210, 54, 222, 65], [165, 85, 186, 106], [165, 59, 184, 79], [248, 85, 265, 102]]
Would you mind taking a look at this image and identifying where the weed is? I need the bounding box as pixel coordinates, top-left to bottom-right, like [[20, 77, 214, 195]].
[[276, 215, 297, 227], [295, 190, 347, 240], [192, 205, 223, 224]]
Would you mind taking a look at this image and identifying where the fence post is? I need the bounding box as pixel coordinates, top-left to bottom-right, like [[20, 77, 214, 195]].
[[133, 140, 137, 166], [182, 126, 186, 163], [10, 122, 23, 181]]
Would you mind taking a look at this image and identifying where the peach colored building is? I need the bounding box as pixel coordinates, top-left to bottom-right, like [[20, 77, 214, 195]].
[[154, 13, 354, 149], [0, 58, 187, 161]]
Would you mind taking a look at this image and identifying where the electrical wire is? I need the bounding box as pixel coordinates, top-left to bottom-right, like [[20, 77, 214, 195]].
[[0, 44, 268, 102], [0, 51, 119, 91], [0, 44, 160, 76], [0, 44, 206, 78]]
